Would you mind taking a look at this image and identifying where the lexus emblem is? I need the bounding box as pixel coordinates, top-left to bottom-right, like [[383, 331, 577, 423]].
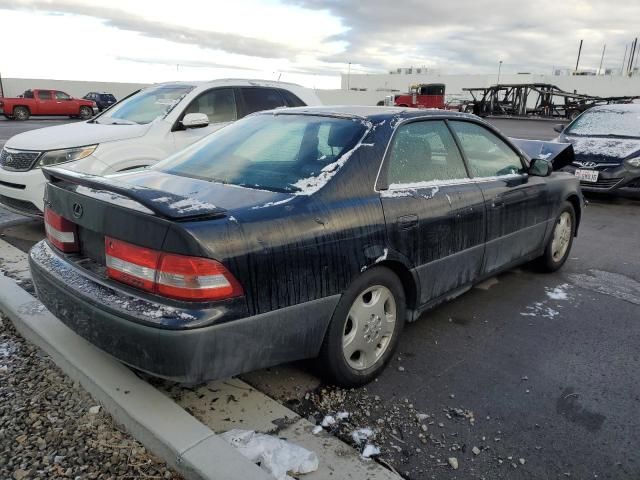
[[72, 202, 83, 218]]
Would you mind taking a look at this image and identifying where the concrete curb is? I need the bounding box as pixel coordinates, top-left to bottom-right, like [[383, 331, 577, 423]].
[[0, 271, 271, 480]]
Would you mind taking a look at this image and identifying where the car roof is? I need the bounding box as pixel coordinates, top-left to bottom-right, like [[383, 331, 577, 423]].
[[588, 103, 640, 113], [260, 105, 477, 122], [148, 78, 306, 89]]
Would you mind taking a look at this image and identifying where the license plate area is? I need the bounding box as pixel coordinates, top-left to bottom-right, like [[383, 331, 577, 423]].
[[575, 169, 599, 182]]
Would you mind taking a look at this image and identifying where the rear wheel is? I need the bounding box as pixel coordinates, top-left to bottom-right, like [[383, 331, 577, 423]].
[[318, 267, 405, 387], [13, 106, 30, 121], [536, 201, 575, 272], [79, 106, 93, 120]]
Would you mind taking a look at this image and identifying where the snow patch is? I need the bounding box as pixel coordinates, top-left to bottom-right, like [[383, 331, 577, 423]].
[[251, 197, 294, 210], [152, 196, 218, 214], [546, 284, 570, 300], [361, 444, 380, 459], [375, 248, 388, 263], [221, 429, 318, 480], [351, 428, 374, 445]]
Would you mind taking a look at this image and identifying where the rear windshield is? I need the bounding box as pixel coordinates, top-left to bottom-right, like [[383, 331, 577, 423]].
[[155, 114, 366, 193], [98, 84, 194, 125], [565, 109, 640, 138]]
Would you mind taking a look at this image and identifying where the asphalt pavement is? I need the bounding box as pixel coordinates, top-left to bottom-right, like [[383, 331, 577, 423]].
[[0, 117, 638, 479]]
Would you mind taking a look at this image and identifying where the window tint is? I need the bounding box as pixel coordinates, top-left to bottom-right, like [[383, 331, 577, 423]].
[[386, 121, 468, 186], [279, 89, 306, 107], [38, 91, 52, 100], [449, 121, 523, 177], [240, 88, 286, 115], [183, 88, 236, 124], [23, 90, 34, 99], [55, 91, 71, 100]]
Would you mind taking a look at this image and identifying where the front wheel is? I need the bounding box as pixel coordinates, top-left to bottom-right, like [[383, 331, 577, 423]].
[[536, 201, 575, 272], [318, 267, 406, 387], [79, 106, 93, 120]]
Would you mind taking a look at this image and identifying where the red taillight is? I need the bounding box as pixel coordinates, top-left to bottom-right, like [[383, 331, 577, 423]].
[[44, 208, 79, 252], [104, 237, 243, 302], [105, 237, 159, 292]]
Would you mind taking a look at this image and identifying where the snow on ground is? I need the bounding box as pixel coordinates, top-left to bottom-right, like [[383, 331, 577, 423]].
[[221, 429, 318, 480]]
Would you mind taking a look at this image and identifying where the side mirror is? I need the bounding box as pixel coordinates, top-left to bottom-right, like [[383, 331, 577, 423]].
[[181, 112, 209, 129], [553, 124, 565, 133], [529, 158, 552, 177]]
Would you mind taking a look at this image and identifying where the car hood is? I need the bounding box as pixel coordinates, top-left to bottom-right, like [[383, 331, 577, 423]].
[[5, 121, 151, 151], [562, 135, 640, 164]]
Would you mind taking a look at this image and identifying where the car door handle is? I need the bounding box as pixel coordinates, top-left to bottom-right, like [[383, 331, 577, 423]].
[[397, 214, 418, 230], [491, 198, 505, 208]]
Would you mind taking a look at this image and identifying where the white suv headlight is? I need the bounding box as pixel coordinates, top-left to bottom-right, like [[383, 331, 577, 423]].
[[626, 157, 640, 168], [38, 145, 98, 168]]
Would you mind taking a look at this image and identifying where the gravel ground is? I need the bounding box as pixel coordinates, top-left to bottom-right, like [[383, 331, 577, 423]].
[[0, 317, 182, 480]]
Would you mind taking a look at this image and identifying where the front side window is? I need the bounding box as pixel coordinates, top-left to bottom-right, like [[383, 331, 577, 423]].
[[55, 91, 71, 100], [240, 88, 286, 116], [156, 114, 366, 193], [98, 84, 194, 125], [385, 120, 468, 186], [38, 91, 52, 100], [449, 121, 523, 177], [183, 88, 236, 124]]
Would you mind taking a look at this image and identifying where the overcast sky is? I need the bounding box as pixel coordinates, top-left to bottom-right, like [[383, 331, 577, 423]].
[[1, 0, 639, 88]]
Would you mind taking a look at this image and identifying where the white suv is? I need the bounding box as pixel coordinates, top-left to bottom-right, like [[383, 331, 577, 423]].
[[0, 79, 321, 216]]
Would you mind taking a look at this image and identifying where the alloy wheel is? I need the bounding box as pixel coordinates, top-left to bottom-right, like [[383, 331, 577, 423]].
[[551, 211, 572, 262], [342, 285, 397, 371]]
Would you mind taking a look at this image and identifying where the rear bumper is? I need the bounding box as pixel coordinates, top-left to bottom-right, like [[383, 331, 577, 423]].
[[29, 241, 337, 383], [564, 164, 640, 192]]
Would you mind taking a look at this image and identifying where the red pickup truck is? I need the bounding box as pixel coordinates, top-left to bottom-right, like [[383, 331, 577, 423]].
[[0, 89, 97, 121]]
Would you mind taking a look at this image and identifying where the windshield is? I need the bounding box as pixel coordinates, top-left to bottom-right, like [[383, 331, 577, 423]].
[[98, 84, 194, 125], [155, 114, 367, 193], [565, 109, 640, 138]]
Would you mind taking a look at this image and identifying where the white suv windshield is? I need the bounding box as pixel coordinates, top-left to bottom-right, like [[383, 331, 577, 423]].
[[97, 84, 194, 125]]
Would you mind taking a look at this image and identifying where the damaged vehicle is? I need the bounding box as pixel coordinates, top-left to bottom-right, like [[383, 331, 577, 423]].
[[29, 107, 583, 387], [554, 104, 640, 193]]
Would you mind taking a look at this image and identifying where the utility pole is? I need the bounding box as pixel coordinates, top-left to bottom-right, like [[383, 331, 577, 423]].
[[575, 39, 583, 73], [0, 71, 4, 98], [497, 60, 503, 85], [347, 62, 351, 90], [627, 38, 637, 76], [598, 44, 606, 75], [634, 43, 640, 75], [622, 44, 628, 75]]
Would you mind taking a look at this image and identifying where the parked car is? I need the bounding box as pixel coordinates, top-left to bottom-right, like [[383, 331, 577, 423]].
[[0, 79, 320, 216], [554, 103, 640, 193], [29, 107, 583, 386], [0, 89, 97, 121], [83, 92, 118, 111]]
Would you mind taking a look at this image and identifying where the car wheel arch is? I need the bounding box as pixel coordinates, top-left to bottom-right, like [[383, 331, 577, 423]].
[[564, 194, 581, 235], [356, 251, 419, 321]]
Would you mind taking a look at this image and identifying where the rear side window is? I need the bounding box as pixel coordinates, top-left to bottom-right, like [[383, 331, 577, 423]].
[[279, 89, 306, 107], [55, 91, 71, 100], [449, 121, 523, 177], [183, 88, 237, 124], [385, 120, 468, 186], [101, 94, 116, 102], [240, 88, 286, 116], [38, 91, 52, 100]]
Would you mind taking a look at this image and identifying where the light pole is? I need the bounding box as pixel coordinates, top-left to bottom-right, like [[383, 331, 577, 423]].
[[347, 62, 351, 90], [497, 60, 503, 85]]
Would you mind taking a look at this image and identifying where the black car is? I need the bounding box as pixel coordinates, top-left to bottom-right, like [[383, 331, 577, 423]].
[[555, 103, 640, 193], [83, 92, 117, 111], [29, 107, 583, 387]]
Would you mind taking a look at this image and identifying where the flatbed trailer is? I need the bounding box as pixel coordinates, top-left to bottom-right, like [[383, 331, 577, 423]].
[[462, 83, 639, 120]]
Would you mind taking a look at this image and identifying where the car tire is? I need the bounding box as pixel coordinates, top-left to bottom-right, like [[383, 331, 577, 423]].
[[318, 266, 406, 387], [79, 106, 93, 120], [13, 107, 30, 121], [536, 201, 576, 272]]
